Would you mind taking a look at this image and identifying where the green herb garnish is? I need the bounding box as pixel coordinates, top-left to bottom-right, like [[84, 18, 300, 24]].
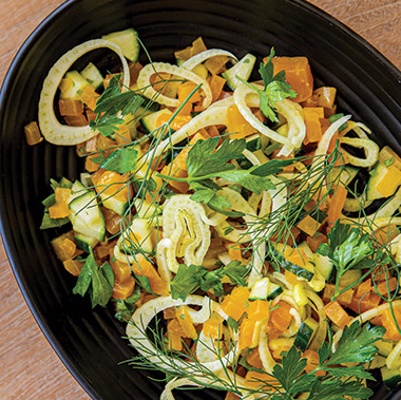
[[317, 220, 390, 300], [157, 136, 293, 215], [90, 74, 144, 136], [72, 249, 114, 308], [170, 261, 249, 301], [239, 48, 297, 122]]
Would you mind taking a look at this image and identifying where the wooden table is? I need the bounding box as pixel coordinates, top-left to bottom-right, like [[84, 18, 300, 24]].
[[0, 1, 400, 398]]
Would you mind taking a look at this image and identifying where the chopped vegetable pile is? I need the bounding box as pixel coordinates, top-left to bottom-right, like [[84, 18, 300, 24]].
[[29, 27, 401, 399]]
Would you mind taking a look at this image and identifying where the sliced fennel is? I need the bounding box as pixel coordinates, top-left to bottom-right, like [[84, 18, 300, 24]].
[[38, 39, 130, 145], [180, 49, 238, 71], [233, 82, 306, 156], [136, 62, 212, 109]]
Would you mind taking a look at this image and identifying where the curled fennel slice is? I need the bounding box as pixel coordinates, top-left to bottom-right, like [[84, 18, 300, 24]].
[[180, 48, 238, 71], [147, 103, 229, 159], [136, 62, 212, 109], [126, 295, 239, 374], [161, 195, 211, 274], [233, 83, 306, 156], [38, 39, 130, 146]]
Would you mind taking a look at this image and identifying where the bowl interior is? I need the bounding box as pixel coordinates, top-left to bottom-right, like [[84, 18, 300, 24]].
[[1, 0, 401, 399]]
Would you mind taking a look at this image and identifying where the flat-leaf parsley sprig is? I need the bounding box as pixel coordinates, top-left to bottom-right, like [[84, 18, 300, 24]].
[[239, 48, 297, 123], [156, 136, 294, 215], [89, 74, 145, 137], [268, 321, 385, 400]]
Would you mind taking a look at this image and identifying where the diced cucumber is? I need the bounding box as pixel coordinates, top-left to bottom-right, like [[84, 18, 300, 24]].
[[367, 162, 401, 200], [267, 282, 284, 301], [100, 192, 130, 216], [294, 317, 319, 351], [59, 70, 90, 100], [249, 277, 269, 300], [69, 190, 105, 242], [102, 28, 140, 62], [365, 355, 386, 370], [271, 245, 315, 282], [70, 180, 88, 201], [338, 269, 362, 288], [381, 365, 401, 388], [134, 198, 161, 219], [376, 339, 394, 357], [249, 277, 283, 301], [118, 218, 153, 255], [281, 257, 314, 282], [343, 165, 359, 184], [222, 53, 257, 90], [140, 109, 174, 134], [80, 62, 104, 89], [75, 232, 99, 253], [314, 253, 335, 283]]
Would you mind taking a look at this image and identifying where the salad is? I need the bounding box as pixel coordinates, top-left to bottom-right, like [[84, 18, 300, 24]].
[[27, 27, 401, 399]]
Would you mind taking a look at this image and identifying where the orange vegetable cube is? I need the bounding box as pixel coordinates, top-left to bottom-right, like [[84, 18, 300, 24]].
[[177, 81, 202, 115], [355, 279, 372, 298], [376, 165, 401, 198], [48, 187, 72, 219], [375, 277, 399, 296], [327, 183, 348, 228], [226, 104, 257, 139], [79, 84, 99, 111], [208, 74, 226, 102], [239, 318, 262, 351], [270, 301, 292, 332], [247, 300, 270, 322], [51, 233, 79, 262], [63, 259, 84, 277], [93, 170, 133, 202], [303, 349, 326, 376], [382, 303, 401, 341], [109, 256, 132, 283], [115, 125, 132, 145], [112, 278, 135, 300], [227, 242, 243, 263], [176, 306, 198, 340], [24, 121, 43, 146], [131, 254, 169, 296], [202, 312, 224, 339], [271, 56, 313, 103], [324, 300, 351, 329], [297, 214, 321, 236], [303, 107, 324, 144], [220, 286, 250, 321], [166, 318, 185, 351]]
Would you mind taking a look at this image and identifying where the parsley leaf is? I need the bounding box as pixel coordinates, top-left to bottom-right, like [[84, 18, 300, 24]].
[[307, 381, 373, 400], [186, 137, 245, 177], [100, 146, 138, 173], [322, 321, 385, 367], [272, 346, 308, 393], [159, 136, 293, 211], [239, 48, 297, 123], [257, 48, 297, 122], [90, 114, 124, 137], [90, 74, 144, 137], [170, 261, 249, 301], [189, 184, 242, 217], [316, 220, 385, 299], [269, 321, 383, 400], [73, 250, 114, 308]]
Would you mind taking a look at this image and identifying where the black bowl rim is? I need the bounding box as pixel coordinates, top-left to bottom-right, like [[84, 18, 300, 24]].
[[1, 0, 401, 399]]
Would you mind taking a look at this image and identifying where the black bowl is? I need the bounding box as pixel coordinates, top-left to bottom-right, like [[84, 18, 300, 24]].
[[1, 0, 401, 399]]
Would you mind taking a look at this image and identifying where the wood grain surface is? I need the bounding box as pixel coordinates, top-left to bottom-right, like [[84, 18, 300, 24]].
[[0, 1, 400, 399]]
